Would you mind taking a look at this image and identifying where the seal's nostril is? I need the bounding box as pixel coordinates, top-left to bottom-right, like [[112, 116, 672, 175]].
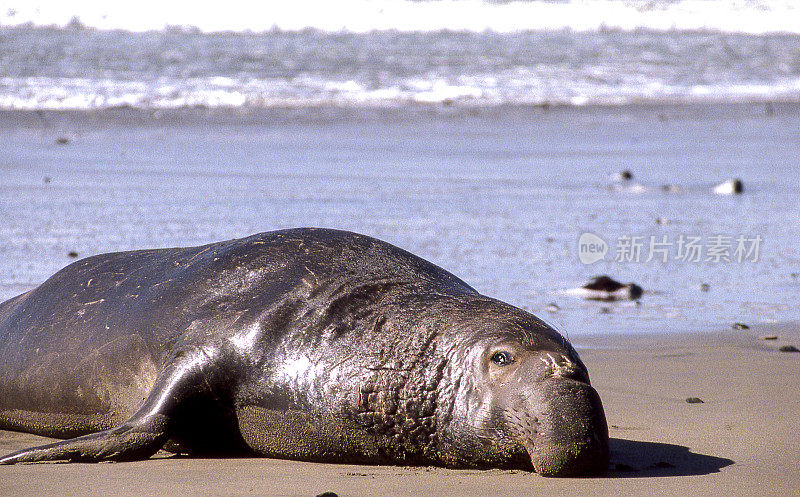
[[538, 353, 586, 381]]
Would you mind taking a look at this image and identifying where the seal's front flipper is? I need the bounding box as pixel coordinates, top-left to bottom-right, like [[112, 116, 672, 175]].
[[0, 354, 207, 464], [0, 414, 169, 464]]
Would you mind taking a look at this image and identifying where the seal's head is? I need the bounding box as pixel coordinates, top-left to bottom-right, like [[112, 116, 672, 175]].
[[441, 302, 609, 476]]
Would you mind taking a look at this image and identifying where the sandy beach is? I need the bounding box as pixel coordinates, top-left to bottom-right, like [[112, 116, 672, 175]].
[[2, 103, 799, 495], [2, 323, 798, 496]]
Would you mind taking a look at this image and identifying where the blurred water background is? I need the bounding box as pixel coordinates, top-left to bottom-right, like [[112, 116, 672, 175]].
[[1, 1, 799, 337]]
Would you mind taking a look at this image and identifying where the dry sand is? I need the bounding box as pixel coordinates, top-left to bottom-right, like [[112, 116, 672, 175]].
[[2, 323, 798, 497]]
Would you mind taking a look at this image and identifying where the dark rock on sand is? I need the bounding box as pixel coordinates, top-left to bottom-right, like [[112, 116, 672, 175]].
[[686, 397, 704, 404], [581, 276, 643, 301], [713, 178, 744, 195], [778, 345, 800, 353], [732, 322, 750, 330]]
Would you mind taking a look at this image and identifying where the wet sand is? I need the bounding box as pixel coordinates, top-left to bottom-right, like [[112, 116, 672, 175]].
[[3, 323, 798, 497], [3, 103, 800, 334]]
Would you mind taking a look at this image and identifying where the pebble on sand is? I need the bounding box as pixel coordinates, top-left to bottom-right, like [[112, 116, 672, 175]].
[[732, 322, 750, 330], [660, 184, 681, 193], [778, 345, 800, 353], [686, 397, 704, 404], [55, 137, 70, 145], [67, 251, 79, 258]]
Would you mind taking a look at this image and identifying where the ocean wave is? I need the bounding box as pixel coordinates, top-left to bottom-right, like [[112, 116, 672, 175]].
[[3, 75, 799, 111], [3, 0, 800, 35]]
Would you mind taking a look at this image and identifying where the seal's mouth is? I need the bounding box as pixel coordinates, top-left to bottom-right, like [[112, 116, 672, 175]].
[[516, 379, 610, 477], [525, 435, 609, 477]]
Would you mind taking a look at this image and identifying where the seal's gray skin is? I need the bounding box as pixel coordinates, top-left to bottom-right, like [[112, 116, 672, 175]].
[[0, 228, 608, 476]]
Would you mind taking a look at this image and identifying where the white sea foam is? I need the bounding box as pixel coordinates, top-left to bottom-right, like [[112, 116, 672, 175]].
[[3, 0, 800, 35], [3, 73, 800, 111]]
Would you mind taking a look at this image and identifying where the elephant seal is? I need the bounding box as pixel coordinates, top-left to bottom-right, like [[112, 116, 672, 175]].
[[0, 228, 608, 476]]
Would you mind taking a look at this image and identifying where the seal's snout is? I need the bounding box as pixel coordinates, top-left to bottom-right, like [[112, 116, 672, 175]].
[[525, 378, 609, 477]]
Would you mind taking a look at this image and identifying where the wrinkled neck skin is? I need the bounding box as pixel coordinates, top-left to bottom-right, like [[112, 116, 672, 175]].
[[231, 291, 607, 476], [380, 297, 608, 475]]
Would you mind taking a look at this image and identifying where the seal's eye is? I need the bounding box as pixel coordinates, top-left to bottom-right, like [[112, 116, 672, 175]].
[[490, 351, 514, 366]]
